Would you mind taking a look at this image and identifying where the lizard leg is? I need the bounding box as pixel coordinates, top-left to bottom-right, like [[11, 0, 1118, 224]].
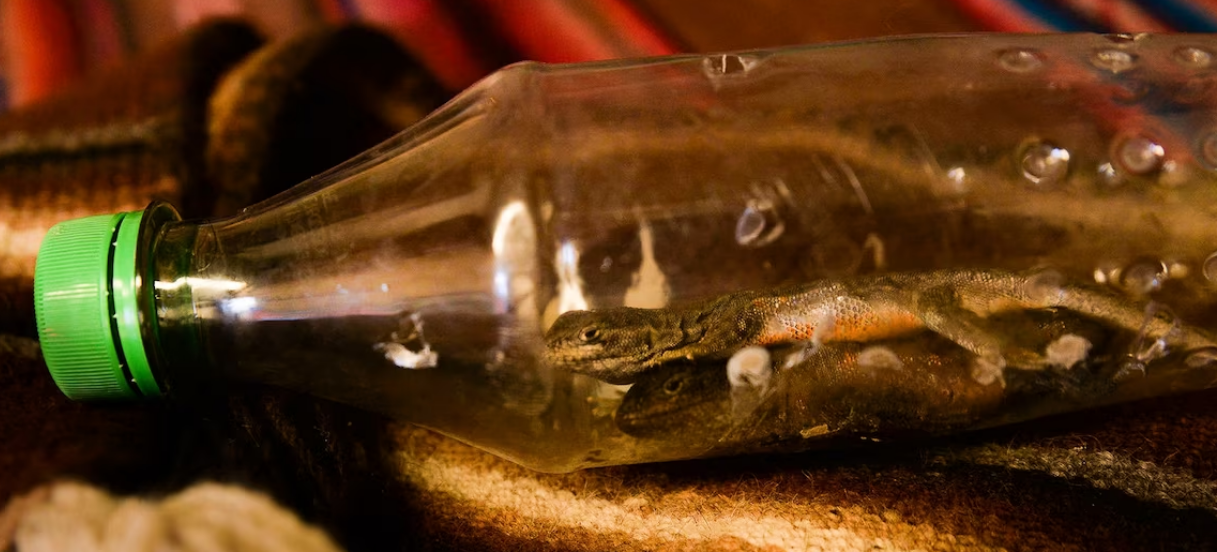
[[774, 308, 840, 370], [1017, 270, 1217, 370], [913, 285, 1013, 370], [809, 309, 837, 350], [1047, 279, 1217, 353]]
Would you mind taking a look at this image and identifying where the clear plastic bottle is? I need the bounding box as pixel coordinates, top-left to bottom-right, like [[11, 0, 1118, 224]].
[[34, 34, 1217, 472]]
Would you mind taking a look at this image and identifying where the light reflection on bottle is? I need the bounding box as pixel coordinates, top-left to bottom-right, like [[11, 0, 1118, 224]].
[[219, 296, 258, 319], [153, 277, 247, 292], [491, 200, 538, 323], [554, 240, 589, 315]]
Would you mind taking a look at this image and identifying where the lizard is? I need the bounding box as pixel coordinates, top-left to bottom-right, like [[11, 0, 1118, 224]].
[[545, 268, 1217, 384], [614, 308, 1120, 442]]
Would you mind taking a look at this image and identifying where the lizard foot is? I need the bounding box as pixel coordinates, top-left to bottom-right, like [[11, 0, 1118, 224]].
[[781, 341, 821, 370], [997, 333, 1095, 373], [970, 355, 1007, 388], [1112, 357, 1148, 383], [1042, 334, 1094, 370], [1185, 348, 1217, 368]]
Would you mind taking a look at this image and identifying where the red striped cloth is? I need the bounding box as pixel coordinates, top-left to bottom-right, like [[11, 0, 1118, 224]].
[[0, 0, 680, 109]]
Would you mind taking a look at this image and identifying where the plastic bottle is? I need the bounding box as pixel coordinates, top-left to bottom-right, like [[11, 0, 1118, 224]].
[[33, 34, 1217, 472]]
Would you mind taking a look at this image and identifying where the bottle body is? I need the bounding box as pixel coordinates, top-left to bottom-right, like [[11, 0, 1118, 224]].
[[75, 34, 1217, 471]]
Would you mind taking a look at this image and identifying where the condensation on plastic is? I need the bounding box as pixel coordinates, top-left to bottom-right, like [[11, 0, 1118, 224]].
[[146, 34, 1217, 472]]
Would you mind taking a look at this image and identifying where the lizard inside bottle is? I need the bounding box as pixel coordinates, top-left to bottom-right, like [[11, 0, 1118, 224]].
[[611, 307, 1197, 451], [544, 268, 1217, 385]]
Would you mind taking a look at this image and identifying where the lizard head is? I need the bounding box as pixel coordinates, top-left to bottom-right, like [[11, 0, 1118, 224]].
[[614, 361, 732, 439], [544, 307, 691, 384]]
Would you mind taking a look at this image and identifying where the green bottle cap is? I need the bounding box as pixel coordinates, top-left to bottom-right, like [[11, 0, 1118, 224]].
[[34, 210, 162, 400]]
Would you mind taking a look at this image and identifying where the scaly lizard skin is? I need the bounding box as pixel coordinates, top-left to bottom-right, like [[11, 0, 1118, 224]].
[[615, 339, 988, 441], [614, 309, 1116, 441], [545, 269, 1217, 384]]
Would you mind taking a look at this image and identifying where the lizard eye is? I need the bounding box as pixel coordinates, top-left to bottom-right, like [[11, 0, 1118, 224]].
[[662, 375, 685, 395], [579, 326, 601, 343]]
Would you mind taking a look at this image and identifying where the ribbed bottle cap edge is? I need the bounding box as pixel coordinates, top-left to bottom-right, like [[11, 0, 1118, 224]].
[[34, 213, 139, 400]]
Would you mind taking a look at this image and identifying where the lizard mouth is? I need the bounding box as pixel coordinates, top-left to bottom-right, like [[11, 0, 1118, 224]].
[[583, 358, 650, 385]]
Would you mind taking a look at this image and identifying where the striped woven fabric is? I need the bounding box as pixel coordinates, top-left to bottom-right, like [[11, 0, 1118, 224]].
[[2, 18, 1216, 552], [0, 20, 261, 338], [383, 389, 1217, 551], [0, 21, 446, 551]]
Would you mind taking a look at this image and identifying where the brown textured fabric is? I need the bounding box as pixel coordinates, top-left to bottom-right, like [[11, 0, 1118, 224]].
[[205, 25, 447, 216], [0, 20, 262, 502], [383, 388, 1217, 551], [0, 21, 446, 552], [0, 481, 344, 551], [0, 20, 262, 336], [0, 335, 171, 503], [5, 8, 1217, 552]]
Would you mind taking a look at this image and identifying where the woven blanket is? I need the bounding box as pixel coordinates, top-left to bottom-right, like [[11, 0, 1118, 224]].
[[385, 391, 1217, 551], [2, 20, 1216, 552]]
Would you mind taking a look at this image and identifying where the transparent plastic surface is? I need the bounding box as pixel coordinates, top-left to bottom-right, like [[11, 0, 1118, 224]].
[[144, 34, 1217, 472]]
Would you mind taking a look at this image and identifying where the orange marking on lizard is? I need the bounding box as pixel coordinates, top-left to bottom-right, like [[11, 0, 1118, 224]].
[[757, 311, 924, 345]]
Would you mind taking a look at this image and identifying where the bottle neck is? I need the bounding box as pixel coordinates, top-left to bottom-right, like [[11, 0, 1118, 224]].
[[131, 208, 219, 395], [138, 192, 543, 396]]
